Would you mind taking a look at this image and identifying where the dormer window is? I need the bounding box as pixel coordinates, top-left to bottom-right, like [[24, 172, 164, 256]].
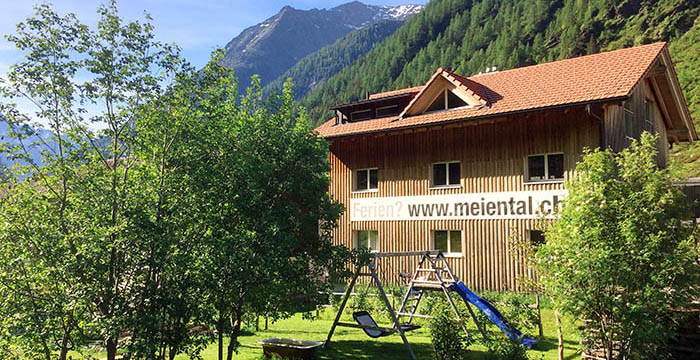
[[351, 109, 373, 121], [427, 89, 469, 112], [376, 105, 399, 118], [398, 68, 489, 119]]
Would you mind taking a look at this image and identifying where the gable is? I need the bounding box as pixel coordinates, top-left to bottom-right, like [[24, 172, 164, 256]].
[[399, 69, 488, 118]]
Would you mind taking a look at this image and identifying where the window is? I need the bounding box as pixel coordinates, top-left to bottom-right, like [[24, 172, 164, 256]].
[[355, 230, 378, 252], [434, 230, 462, 255], [644, 100, 656, 134], [526, 153, 564, 182], [426, 89, 469, 113], [529, 230, 546, 246], [432, 162, 460, 187], [351, 109, 373, 121], [376, 105, 399, 118], [355, 168, 378, 191]]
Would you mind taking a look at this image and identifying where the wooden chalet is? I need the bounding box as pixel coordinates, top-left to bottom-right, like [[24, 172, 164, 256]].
[[315, 42, 697, 291]]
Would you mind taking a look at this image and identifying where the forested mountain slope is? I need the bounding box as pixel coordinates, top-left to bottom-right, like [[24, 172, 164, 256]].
[[300, 0, 699, 120], [263, 20, 404, 100], [669, 15, 700, 174]]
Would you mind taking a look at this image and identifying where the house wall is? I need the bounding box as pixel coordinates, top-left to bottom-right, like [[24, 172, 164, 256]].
[[328, 107, 600, 291], [602, 80, 669, 167]]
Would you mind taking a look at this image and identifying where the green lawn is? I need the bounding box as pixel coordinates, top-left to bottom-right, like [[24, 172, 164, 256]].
[[68, 305, 581, 359], [174, 307, 582, 360]]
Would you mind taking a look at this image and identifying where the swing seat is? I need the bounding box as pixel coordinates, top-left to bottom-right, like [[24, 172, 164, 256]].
[[352, 311, 421, 338]]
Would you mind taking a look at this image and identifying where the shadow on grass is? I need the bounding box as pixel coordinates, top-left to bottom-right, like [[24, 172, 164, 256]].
[[320, 340, 434, 359]]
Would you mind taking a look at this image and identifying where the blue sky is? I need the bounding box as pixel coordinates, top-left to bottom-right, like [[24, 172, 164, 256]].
[[0, 0, 428, 71], [0, 1, 427, 129]]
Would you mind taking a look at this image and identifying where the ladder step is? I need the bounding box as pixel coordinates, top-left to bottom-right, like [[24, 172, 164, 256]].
[[396, 312, 433, 319], [412, 280, 454, 285], [411, 280, 454, 290]]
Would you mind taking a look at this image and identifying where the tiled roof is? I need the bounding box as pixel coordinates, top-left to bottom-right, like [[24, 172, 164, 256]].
[[316, 42, 668, 138], [368, 86, 424, 99]]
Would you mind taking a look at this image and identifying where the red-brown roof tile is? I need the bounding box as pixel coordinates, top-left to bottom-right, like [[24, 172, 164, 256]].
[[316, 42, 668, 138], [368, 86, 424, 99]]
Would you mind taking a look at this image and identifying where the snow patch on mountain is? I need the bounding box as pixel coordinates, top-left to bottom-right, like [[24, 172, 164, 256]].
[[374, 4, 424, 21]]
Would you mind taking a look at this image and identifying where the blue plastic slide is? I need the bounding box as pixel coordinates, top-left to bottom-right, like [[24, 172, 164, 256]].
[[449, 281, 538, 349]]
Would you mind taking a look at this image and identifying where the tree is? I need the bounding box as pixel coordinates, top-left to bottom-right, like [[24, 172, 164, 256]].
[[536, 132, 700, 359], [183, 68, 350, 360], [0, 2, 183, 359]]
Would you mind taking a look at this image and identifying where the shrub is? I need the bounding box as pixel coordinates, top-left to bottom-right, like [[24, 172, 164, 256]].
[[537, 133, 700, 359], [485, 336, 530, 360], [428, 297, 468, 360]]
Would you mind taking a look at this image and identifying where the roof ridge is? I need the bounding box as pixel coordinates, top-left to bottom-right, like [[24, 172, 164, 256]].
[[468, 42, 667, 81], [370, 42, 667, 98]]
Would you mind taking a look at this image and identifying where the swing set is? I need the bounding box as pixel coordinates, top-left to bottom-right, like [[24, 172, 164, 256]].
[[325, 250, 488, 360]]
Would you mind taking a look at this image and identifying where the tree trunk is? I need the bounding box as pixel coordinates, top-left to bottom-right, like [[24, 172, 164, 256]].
[[536, 294, 544, 338], [226, 310, 242, 360], [218, 316, 225, 360], [554, 309, 564, 360], [106, 337, 118, 360], [59, 333, 70, 360]]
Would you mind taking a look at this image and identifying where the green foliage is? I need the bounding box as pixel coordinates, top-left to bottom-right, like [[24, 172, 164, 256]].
[[537, 132, 700, 359], [468, 292, 536, 360], [484, 336, 530, 360], [669, 15, 700, 174], [427, 297, 468, 360], [0, 3, 350, 360], [0, 2, 184, 359], [300, 0, 700, 128]]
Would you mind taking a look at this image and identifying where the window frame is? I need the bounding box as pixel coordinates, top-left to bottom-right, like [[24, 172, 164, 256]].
[[432, 229, 463, 257], [430, 161, 461, 189], [353, 167, 379, 193], [524, 152, 565, 184], [355, 230, 379, 253]]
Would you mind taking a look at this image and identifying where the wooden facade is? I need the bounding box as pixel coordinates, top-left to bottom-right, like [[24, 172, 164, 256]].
[[329, 107, 600, 291]]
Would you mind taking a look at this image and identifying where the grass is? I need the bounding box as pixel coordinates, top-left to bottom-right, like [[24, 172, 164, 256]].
[[171, 306, 581, 360], [67, 302, 582, 359]]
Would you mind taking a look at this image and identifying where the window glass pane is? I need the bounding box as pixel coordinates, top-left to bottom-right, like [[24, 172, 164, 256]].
[[547, 154, 564, 180], [376, 105, 399, 118], [357, 231, 368, 249], [527, 155, 545, 181], [351, 109, 373, 121], [449, 231, 462, 253], [369, 169, 378, 189], [448, 162, 460, 185], [369, 231, 378, 252], [356, 170, 368, 190], [435, 231, 448, 252], [447, 91, 467, 109], [426, 92, 445, 112], [433, 163, 447, 186], [530, 230, 546, 246]]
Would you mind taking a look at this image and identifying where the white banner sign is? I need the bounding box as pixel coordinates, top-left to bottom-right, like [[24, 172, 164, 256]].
[[350, 190, 567, 221]]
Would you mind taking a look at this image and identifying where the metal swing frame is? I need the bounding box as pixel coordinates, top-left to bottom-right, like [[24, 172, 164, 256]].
[[325, 250, 486, 360]]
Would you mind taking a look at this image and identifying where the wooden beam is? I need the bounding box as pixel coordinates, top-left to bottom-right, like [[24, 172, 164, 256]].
[[668, 129, 691, 139], [649, 64, 667, 77], [648, 77, 673, 129]]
